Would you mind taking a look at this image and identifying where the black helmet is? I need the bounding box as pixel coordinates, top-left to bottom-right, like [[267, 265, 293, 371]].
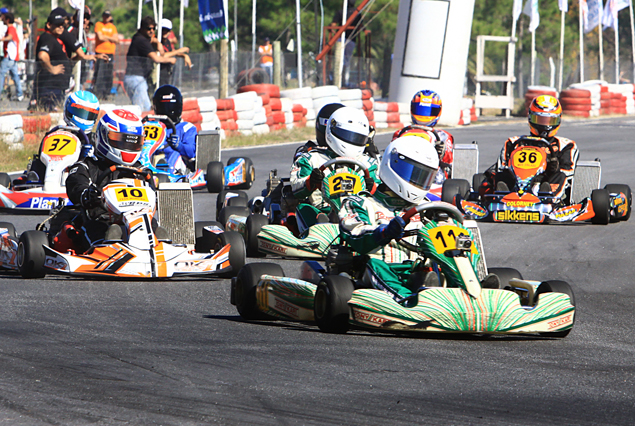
[[153, 85, 183, 123], [315, 103, 344, 146]]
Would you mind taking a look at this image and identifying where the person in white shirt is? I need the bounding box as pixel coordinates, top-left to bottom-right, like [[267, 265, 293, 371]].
[[0, 12, 23, 101]]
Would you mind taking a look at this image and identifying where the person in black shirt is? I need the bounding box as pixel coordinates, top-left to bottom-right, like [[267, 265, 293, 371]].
[[32, 9, 71, 111], [124, 16, 175, 112], [156, 18, 192, 86]]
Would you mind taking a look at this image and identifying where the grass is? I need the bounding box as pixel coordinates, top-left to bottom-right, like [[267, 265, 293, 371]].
[[0, 133, 43, 173]]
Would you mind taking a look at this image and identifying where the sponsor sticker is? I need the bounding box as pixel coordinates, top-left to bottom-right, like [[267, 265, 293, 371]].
[[259, 241, 287, 254], [204, 225, 224, 234], [494, 210, 541, 222], [461, 200, 488, 218], [548, 314, 572, 329], [274, 297, 299, 318]]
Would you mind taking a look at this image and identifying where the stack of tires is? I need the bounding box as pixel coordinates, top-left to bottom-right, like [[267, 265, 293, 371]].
[[280, 87, 315, 128], [216, 98, 238, 135], [20, 112, 52, 144], [0, 114, 24, 149], [524, 86, 558, 115], [229, 91, 258, 136], [291, 104, 308, 128], [605, 83, 633, 115], [312, 85, 341, 114], [181, 98, 203, 132], [373, 102, 407, 129], [361, 89, 374, 127], [457, 98, 473, 125], [237, 84, 281, 135], [199, 96, 223, 137], [560, 83, 600, 117]]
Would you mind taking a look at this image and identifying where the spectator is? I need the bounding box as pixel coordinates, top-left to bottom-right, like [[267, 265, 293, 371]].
[[0, 12, 23, 100], [156, 18, 191, 86], [68, 7, 96, 88], [124, 16, 175, 112], [57, 7, 107, 71], [33, 9, 71, 111], [93, 10, 118, 99], [258, 37, 272, 83]]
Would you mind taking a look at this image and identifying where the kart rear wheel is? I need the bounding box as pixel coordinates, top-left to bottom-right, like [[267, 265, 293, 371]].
[[206, 161, 224, 193], [0, 222, 16, 238], [591, 189, 610, 225], [218, 206, 251, 229], [0, 172, 10, 188], [472, 173, 487, 192], [227, 157, 255, 190], [246, 214, 269, 257], [195, 221, 224, 253], [314, 275, 355, 334], [442, 179, 471, 205], [216, 190, 249, 219], [234, 263, 284, 320], [604, 184, 632, 222], [215, 231, 246, 278], [486, 267, 523, 290], [17, 230, 49, 278], [535, 280, 575, 338]]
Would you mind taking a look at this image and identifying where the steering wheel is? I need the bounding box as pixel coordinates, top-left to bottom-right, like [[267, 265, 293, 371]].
[[142, 114, 177, 136], [95, 165, 156, 191], [401, 201, 464, 224], [318, 157, 377, 195]]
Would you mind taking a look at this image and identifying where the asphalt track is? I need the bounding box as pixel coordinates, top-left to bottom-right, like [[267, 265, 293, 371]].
[[0, 117, 634, 425]]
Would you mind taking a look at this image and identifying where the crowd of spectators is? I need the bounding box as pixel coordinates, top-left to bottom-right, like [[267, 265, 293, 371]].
[[0, 4, 194, 112]]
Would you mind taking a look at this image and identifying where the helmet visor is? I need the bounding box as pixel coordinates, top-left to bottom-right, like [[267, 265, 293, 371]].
[[108, 131, 143, 152], [389, 150, 437, 190], [69, 103, 99, 122], [330, 125, 368, 147], [529, 113, 560, 127]]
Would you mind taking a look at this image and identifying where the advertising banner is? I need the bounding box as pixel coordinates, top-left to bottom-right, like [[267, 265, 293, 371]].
[[199, 0, 228, 43]]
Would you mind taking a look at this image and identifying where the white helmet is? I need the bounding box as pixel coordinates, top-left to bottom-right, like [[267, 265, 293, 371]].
[[379, 135, 440, 204], [95, 109, 145, 166], [325, 106, 369, 158]]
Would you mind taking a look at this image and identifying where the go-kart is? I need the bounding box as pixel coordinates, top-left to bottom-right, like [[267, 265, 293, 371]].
[[231, 201, 575, 337], [442, 136, 632, 224], [0, 165, 246, 279], [0, 126, 89, 211], [142, 115, 255, 193], [217, 157, 376, 258]]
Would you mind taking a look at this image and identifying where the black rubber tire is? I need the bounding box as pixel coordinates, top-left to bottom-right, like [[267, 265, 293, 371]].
[[195, 221, 224, 253], [215, 230, 246, 278], [472, 173, 487, 192], [487, 267, 524, 290], [0, 172, 10, 188], [17, 230, 48, 278], [206, 161, 225, 193], [0, 222, 16, 238], [314, 275, 355, 334], [591, 188, 610, 225], [218, 206, 251, 229], [156, 173, 171, 185], [216, 190, 249, 219], [442, 179, 471, 205], [535, 280, 575, 337], [604, 183, 632, 222], [234, 262, 284, 320], [245, 214, 268, 257], [241, 158, 255, 190]]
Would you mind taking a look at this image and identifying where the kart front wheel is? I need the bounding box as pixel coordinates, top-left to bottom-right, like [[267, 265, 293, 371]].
[[486, 267, 523, 290], [604, 184, 632, 222], [535, 280, 575, 338], [218, 206, 251, 229], [17, 230, 49, 278], [195, 221, 224, 253], [245, 214, 268, 257], [206, 161, 225, 193], [472, 173, 487, 192], [591, 189, 610, 225], [234, 263, 285, 320], [216, 190, 249, 220], [314, 275, 355, 334], [442, 179, 471, 205], [215, 230, 246, 278]]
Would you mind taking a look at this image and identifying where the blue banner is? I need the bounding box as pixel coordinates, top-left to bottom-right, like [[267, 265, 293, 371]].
[[198, 0, 228, 43]]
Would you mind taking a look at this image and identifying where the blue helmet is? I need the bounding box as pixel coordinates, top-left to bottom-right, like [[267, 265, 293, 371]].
[[64, 91, 100, 133], [411, 90, 442, 127]]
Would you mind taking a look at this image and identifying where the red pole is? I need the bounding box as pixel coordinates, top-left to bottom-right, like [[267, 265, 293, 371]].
[[315, 0, 370, 62]]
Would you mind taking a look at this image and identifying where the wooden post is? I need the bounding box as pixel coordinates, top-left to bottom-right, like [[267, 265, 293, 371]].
[[333, 41, 343, 88], [220, 39, 229, 99], [273, 40, 282, 86]]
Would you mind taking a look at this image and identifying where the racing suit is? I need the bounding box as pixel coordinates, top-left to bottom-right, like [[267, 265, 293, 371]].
[[392, 125, 454, 183], [491, 135, 579, 199], [65, 156, 144, 249], [290, 145, 380, 231], [158, 121, 198, 173], [339, 190, 425, 301]]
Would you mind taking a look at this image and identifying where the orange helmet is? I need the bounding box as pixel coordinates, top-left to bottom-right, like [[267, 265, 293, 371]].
[[528, 95, 562, 138]]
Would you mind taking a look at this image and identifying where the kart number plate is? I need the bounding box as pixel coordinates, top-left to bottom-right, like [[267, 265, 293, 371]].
[[511, 146, 546, 170], [115, 187, 149, 202], [143, 124, 164, 142], [327, 172, 362, 196], [428, 225, 477, 254], [41, 133, 78, 156]]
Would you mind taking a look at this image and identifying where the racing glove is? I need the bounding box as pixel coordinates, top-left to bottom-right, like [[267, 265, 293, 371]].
[[546, 157, 559, 175], [167, 134, 180, 151], [80, 185, 101, 209], [372, 216, 406, 245], [364, 176, 376, 192], [80, 143, 95, 159], [306, 168, 324, 192]]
